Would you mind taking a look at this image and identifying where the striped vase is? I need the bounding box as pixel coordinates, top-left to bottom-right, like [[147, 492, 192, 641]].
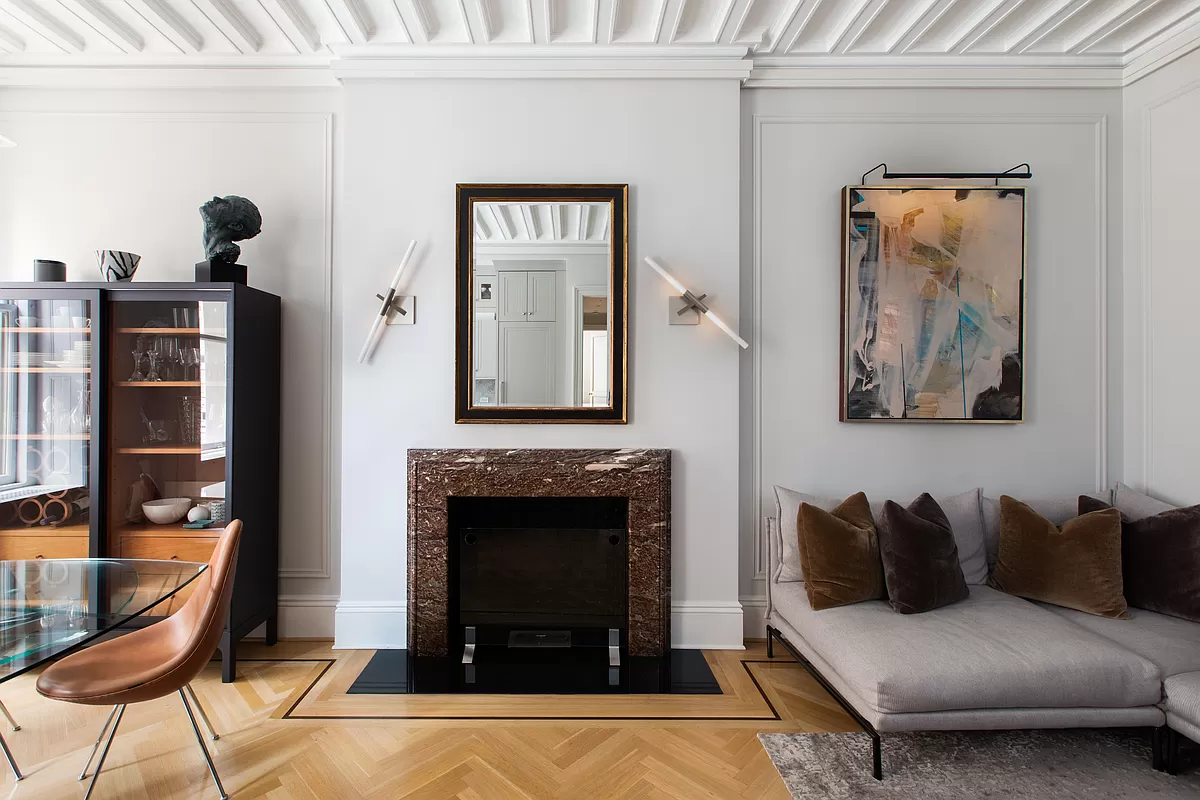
[[95, 250, 141, 282]]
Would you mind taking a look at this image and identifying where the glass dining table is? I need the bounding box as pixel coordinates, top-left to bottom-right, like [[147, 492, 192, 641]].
[[0, 558, 207, 781]]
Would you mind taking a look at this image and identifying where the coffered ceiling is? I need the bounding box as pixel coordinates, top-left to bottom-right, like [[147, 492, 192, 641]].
[[0, 0, 1196, 85]]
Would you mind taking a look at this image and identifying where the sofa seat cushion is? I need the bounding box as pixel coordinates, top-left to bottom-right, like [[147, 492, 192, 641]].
[[770, 582, 1162, 715], [1164, 671, 1200, 729], [1041, 604, 1200, 678]]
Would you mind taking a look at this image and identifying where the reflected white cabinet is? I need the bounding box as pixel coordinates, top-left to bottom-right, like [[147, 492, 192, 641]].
[[498, 322, 555, 406], [474, 311, 497, 379], [498, 271, 556, 322]]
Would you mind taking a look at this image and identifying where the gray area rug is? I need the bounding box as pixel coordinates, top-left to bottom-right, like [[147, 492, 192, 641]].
[[759, 730, 1200, 799]]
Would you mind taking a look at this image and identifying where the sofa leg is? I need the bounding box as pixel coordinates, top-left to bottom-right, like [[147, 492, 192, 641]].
[[766, 628, 774, 659], [871, 733, 882, 780], [1168, 727, 1180, 776], [1153, 726, 1166, 771]]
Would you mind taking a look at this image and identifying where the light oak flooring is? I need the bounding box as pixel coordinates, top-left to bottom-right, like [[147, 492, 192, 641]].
[[0, 640, 858, 799]]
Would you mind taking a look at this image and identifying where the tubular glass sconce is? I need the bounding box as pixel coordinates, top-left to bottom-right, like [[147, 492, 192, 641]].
[[644, 257, 748, 349], [358, 239, 418, 364]]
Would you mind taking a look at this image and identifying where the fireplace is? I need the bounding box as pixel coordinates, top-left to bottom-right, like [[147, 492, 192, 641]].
[[407, 448, 671, 692], [452, 496, 629, 636]]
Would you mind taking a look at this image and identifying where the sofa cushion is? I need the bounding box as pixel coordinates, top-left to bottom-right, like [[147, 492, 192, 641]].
[[982, 491, 1111, 568], [877, 495, 969, 614], [774, 486, 988, 585], [770, 581, 1161, 715], [1040, 603, 1200, 679], [1164, 671, 1200, 729], [1113, 482, 1176, 521]]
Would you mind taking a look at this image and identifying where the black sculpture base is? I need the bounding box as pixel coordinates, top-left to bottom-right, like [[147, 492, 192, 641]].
[[195, 260, 247, 285]]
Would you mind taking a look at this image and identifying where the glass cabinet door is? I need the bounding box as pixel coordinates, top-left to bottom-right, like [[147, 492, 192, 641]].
[[107, 296, 227, 615], [0, 295, 95, 559]]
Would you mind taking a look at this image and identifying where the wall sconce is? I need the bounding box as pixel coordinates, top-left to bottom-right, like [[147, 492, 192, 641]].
[[644, 257, 748, 349], [358, 239, 418, 364]]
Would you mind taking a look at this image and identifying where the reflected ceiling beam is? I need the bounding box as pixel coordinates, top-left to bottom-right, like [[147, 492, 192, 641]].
[[579, 205, 591, 240], [482, 205, 513, 240], [194, 0, 263, 52], [515, 205, 533, 239], [1073, 0, 1162, 53], [60, 0, 144, 52], [261, 0, 321, 52], [0, 21, 24, 52], [550, 204, 563, 240], [597, 207, 609, 241], [1015, 0, 1096, 54], [519, 205, 539, 240], [326, 0, 375, 43], [1, 0, 85, 52], [125, 0, 202, 52]]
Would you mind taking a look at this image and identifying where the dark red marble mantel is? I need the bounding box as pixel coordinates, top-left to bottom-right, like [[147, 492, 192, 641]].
[[407, 448, 671, 658]]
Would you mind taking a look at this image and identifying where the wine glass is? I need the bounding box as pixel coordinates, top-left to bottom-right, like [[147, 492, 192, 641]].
[[160, 338, 179, 381], [184, 347, 201, 381]]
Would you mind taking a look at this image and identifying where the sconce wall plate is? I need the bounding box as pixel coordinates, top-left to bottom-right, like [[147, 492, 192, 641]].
[[384, 295, 416, 325], [668, 296, 700, 325]]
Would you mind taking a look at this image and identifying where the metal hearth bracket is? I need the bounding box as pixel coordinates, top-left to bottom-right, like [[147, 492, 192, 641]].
[[463, 626, 476, 685], [608, 628, 621, 687]]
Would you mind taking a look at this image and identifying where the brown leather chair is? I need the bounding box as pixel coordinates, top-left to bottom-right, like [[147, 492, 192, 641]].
[[37, 520, 242, 799]]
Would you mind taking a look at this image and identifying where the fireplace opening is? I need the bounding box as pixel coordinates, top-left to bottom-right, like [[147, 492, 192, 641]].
[[450, 496, 628, 642]]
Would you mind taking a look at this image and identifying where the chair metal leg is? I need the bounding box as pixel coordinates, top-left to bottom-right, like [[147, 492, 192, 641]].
[[185, 684, 219, 741], [83, 704, 125, 800], [79, 706, 120, 780], [181, 689, 228, 799], [0, 727, 20, 781], [0, 699, 19, 732], [766, 628, 774, 659]]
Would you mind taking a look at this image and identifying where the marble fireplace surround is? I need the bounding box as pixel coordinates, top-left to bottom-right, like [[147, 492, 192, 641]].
[[407, 448, 671, 658]]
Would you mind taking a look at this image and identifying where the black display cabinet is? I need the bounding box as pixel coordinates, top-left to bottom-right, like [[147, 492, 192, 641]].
[[0, 282, 280, 682]]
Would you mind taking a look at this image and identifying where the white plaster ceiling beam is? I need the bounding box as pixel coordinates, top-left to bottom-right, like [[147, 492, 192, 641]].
[[1001, 0, 1075, 52], [1064, 0, 1151, 52], [955, 0, 1027, 54], [59, 0, 144, 52], [879, 0, 939, 52], [0, 21, 24, 51], [834, 0, 886, 54], [325, 0, 375, 43], [598, 0, 616, 42], [260, 0, 321, 52], [1, 0, 85, 52], [125, 0, 203, 52], [1118, 3, 1200, 54], [193, 0, 263, 52], [898, 0, 958, 53], [650, 0, 669, 43], [663, 0, 686, 42], [1076, 0, 1166, 52], [469, 0, 493, 42], [1015, 0, 1098, 53], [768, 0, 811, 54]]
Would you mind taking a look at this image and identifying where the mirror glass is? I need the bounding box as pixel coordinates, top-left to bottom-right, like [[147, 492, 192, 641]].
[[470, 201, 615, 409]]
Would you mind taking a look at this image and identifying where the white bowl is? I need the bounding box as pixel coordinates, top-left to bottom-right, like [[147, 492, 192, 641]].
[[142, 497, 191, 525]]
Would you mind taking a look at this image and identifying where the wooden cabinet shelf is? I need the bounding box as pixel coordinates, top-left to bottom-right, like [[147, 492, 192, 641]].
[[0, 367, 89, 373], [117, 381, 201, 388], [1, 433, 89, 440], [0, 327, 91, 334], [115, 446, 202, 455]]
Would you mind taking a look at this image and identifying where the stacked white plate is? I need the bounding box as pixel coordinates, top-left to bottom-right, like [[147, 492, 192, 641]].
[[9, 352, 49, 368]]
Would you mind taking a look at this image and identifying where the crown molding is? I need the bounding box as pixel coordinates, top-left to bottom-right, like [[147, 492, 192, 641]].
[[746, 55, 1127, 89], [329, 44, 755, 81], [0, 60, 337, 87], [1123, 15, 1200, 86]]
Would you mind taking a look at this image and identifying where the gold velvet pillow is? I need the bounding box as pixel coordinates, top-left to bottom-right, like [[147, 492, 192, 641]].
[[988, 496, 1127, 618], [797, 492, 885, 611]]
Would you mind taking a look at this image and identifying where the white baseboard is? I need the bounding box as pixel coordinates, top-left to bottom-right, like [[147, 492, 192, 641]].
[[671, 601, 745, 650], [247, 594, 338, 640], [327, 599, 746, 651], [334, 600, 408, 649], [740, 595, 767, 639]]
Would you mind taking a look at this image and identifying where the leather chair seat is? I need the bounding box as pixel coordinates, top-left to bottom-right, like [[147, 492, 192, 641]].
[[37, 618, 205, 705]]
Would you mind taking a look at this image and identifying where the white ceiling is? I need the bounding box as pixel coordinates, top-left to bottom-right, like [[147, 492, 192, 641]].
[[0, 0, 1197, 85], [474, 203, 610, 243]]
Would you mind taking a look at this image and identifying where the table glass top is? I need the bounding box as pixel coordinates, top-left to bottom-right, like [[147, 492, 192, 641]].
[[0, 558, 206, 682]]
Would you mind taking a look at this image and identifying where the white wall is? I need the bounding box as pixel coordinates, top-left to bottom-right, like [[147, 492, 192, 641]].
[[0, 88, 342, 636], [740, 87, 1124, 633], [1123, 49, 1200, 507], [337, 79, 744, 650]]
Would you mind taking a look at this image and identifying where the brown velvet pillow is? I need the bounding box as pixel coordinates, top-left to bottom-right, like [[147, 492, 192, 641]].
[[877, 494, 969, 614], [1080, 495, 1200, 623], [797, 492, 885, 611], [988, 496, 1127, 618]]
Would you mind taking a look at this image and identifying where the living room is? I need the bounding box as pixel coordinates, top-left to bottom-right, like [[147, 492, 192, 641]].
[[0, 1, 1197, 796]]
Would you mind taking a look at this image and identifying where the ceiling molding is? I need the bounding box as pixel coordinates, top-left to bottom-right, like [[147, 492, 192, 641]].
[[0, 0, 1197, 87]]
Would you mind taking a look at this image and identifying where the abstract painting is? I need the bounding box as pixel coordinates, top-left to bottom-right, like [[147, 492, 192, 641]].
[[840, 186, 1026, 422]]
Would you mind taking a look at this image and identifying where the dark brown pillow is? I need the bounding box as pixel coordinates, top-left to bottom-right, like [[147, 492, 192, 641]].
[[877, 494, 969, 614], [988, 496, 1127, 618], [797, 492, 884, 611], [1080, 495, 1200, 623]]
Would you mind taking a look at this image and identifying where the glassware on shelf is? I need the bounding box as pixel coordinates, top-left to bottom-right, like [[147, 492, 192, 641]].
[[129, 348, 146, 382], [160, 338, 179, 381], [146, 351, 162, 382], [142, 419, 169, 445], [182, 347, 200, 381], [69, 388, 90, 434], [177, 396, 200, 444]]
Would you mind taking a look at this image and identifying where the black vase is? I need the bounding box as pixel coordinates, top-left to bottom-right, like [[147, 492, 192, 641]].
[[33, 260, 66, 282]]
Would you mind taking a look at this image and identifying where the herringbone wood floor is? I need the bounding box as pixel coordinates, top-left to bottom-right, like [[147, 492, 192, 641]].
[[0, 641, 858, 799]]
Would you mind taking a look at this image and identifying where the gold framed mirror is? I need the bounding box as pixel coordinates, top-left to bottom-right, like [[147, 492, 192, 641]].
[[455, 184, 628, 424]]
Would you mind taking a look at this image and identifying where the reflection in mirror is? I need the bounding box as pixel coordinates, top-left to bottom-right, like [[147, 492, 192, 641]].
[[470, 202, 613, 409]]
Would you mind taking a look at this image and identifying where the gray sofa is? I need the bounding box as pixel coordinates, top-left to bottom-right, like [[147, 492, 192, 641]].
[[764, 483, 1200, 778]]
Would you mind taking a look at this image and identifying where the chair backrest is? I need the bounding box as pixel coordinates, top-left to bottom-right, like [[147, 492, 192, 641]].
[[160, 520, 242, 682]]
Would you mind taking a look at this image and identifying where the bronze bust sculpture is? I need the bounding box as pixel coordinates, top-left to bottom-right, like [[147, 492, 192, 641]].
[[200, 195, 262, 265]]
